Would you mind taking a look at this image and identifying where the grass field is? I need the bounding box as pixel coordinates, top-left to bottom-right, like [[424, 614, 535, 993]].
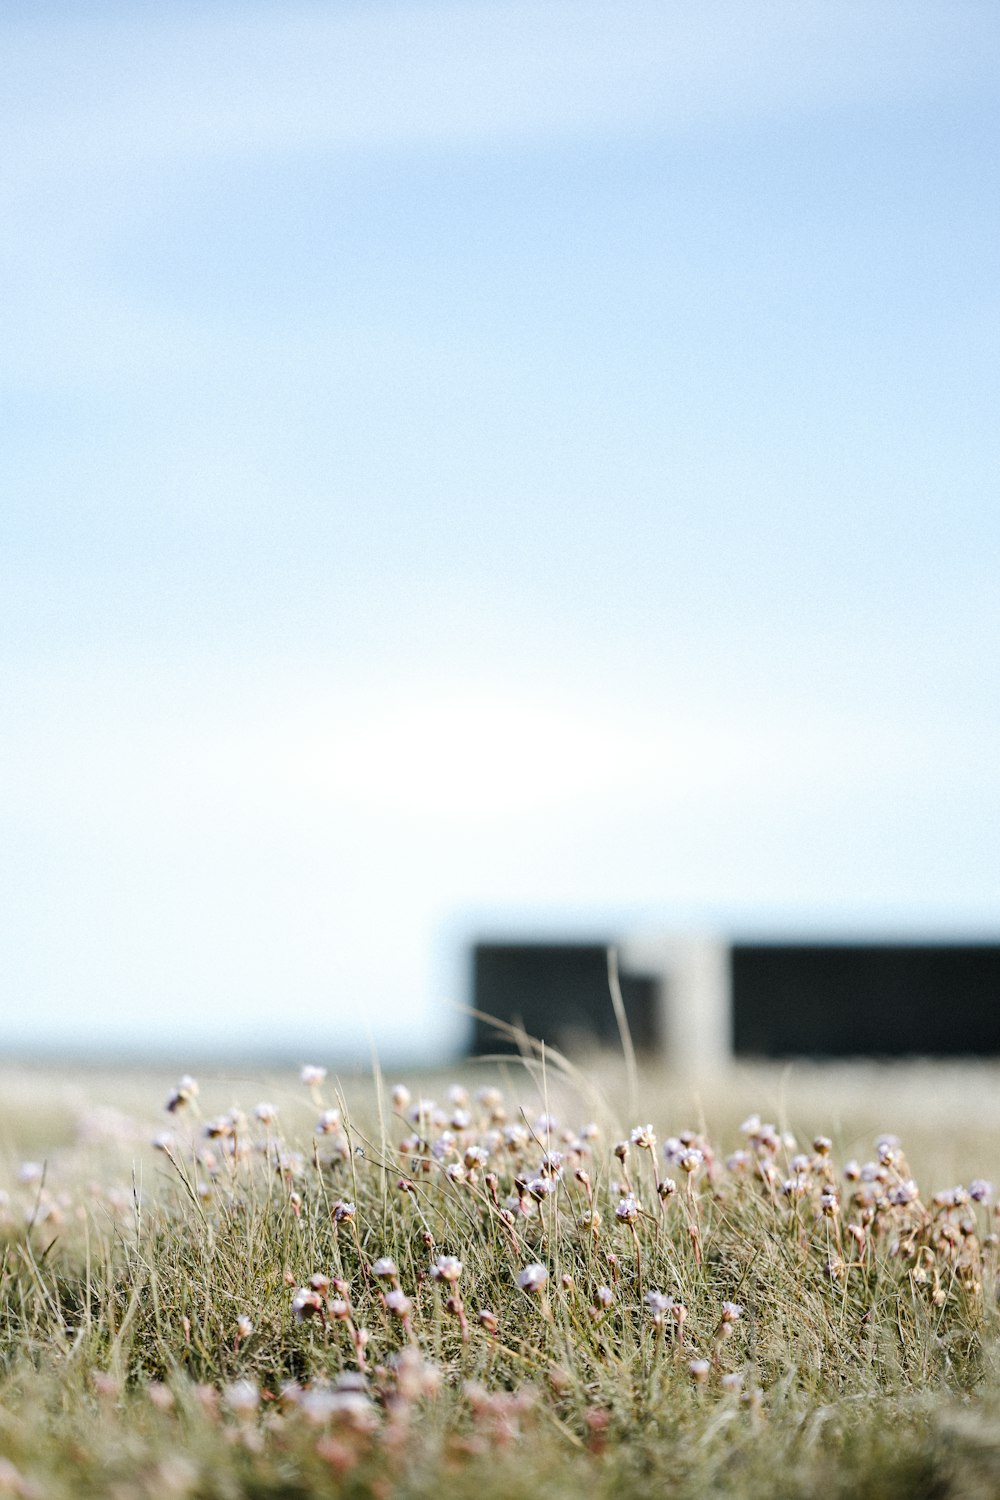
[[2, 1044, 1000, 1498]]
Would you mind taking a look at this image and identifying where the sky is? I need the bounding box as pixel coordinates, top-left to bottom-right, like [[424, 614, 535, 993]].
[[2, 1, 999, 1060]]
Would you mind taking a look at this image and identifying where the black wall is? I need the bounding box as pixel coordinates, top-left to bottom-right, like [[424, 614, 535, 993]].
[[471, 942, 660, 1055], [731, 943, 1000, 1057]]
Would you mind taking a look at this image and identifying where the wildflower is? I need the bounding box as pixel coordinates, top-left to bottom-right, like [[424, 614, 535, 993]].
[[430, 1255, 463, 1283], [464, 1145, 489, 1170], [316, 1108, 342, 1134], [235, 1315, 254, 1341], [644, 1290, 673, 1321], [476, 1086, 505, 1118], [332, 1200, 356, 1224], [18, 1162, 43, 1186], [720, 1371, 744, 1393], [820, 1189, 840, 1217], [222, 1380, 260, 1416], [720, 1301, 743, 1323], [630, 1124, 656, 1150], [516, 1263, 548, 1294], [688, 1359, 710, 1384], [614, 1194, 639, 1224], [680, 1147, 704, 1174], [594, 1284, 614, 1308], [658, 1177, 677, 1200], [292, 1287, 326, 1323], [478, 1308, 499, 1334], [970, 1179, 994, 1203], [165, 1075, 198, 1113], [391, 1084, 411, 1111], [372, 1257, 399, 1281], [888, 1180, 919, 1206], [253, 1102, 278, 1126], [147, 1381, 175, 1412], [300, 1064, 327, 1088], [813, 1134, 833, 1155], [384, 1289, 412, 1318]]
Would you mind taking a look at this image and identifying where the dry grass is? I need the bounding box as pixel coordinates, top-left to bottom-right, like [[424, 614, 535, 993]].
[[1, 1048, 1000, 1498]]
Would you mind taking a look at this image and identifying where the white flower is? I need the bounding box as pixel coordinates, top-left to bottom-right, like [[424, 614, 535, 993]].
[[430, 1255, 462, 1283], [516, 1263, 548, 1294], [300, 1064, 327, 1087], [253, 1102, 278, 1126], [223, 1379, 260, 1415], [615, 1194, 639, 1224]]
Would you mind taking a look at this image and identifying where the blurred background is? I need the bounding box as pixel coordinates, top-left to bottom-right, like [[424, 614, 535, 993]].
[[2, 1, 998, 1063]]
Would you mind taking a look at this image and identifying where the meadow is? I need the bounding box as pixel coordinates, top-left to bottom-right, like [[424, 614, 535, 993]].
[[2, 1041, 1000, 1499]]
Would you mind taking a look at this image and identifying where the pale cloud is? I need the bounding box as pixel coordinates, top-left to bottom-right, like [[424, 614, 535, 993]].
[[1, 2, 992, 194]]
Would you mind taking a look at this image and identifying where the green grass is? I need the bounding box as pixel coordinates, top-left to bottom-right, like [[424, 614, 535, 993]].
[[2, 1046, 1000, 1498]]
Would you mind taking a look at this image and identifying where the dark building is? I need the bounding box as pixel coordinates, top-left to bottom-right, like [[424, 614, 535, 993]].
[[731, 942, 1000, 1057], [470, 942, 661, 1056], [468, 936, 1000, 1064]]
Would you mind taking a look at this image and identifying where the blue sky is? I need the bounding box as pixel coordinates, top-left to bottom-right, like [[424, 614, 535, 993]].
[[2, 2, 999, 1057]]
